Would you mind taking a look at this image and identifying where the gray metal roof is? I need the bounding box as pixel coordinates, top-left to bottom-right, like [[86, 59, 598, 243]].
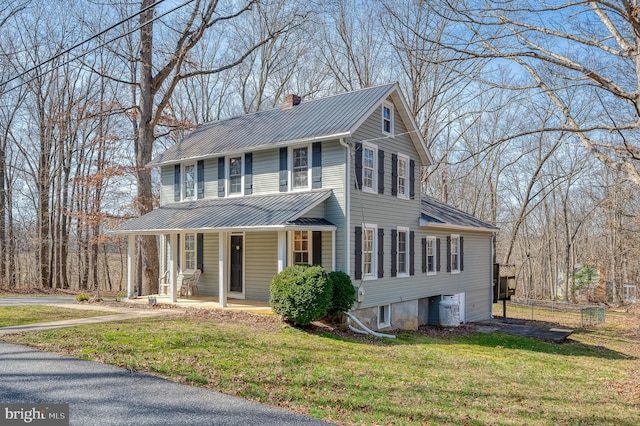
[[149, 84, 400, 166], [113, 190, 333, 234], [421, 196, 498, 232]]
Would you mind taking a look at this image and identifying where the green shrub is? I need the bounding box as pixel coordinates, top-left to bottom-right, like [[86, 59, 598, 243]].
[[269, 264, 333, 326], [76, 293, 89, 302], [115, 291, 127, 302], [328, 271, 356, 315]]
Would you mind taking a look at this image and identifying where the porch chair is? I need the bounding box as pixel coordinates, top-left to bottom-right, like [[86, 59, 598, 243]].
[[180, 269, 201, 297]]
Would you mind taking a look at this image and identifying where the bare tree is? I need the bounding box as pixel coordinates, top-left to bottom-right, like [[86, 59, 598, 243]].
[[443, 0, 640, 188]]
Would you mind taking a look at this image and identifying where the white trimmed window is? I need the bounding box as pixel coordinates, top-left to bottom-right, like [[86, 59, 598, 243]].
[[451, 234, 460, 273], [397, 153, 409, 199], [228, 156, 243, 195], [362, 224, 377, 279], [378, 304, 390, 329], [292, 230, 310, 264], [397, 227, 409, 277], [426, 236, 437, 275], [184, 233, 196, 271], [362, 143, 377, 193], [291, 146, 310, 190], [183, 163, 196, 199], [382, 102, 394, 135]]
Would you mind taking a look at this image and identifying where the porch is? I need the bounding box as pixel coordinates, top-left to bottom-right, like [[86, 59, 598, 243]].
[[113, 190, 338, 308], [125, 295, 273, 315]]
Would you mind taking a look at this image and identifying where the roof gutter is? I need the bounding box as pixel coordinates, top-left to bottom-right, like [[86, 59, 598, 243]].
[[339, 138, 351, 276], [110, 223, 337, 236], [147, 132, 352, 168], [418, 219, 498, 234]]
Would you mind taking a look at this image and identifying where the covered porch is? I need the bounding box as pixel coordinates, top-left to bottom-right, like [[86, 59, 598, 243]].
[[114, 190, 336, 308], [125, 295, 273, 315]]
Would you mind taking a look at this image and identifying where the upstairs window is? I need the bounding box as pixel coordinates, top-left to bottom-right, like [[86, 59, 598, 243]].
[[292, 146, 309, 190], [362, 143, 377, 193], [382, 102, 394, 135], [183, 164, 196, 199], [397, 154, 409, 199], [228, 156, 242, 195]]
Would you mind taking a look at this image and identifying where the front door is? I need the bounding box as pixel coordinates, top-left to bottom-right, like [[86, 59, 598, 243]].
[[229, 235, 244, 294]]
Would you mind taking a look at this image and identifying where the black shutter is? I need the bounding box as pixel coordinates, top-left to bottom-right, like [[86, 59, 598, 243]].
[[312, 231, 322, 266], [410, 159, 416, 200], [391, 153, 398, 196], [421, 238, 427, 273], [279, 147, 288, 192], [436, 238, 441, 272], [197, 233, 204, 272], [244, 153, 253, 195], [446, 236, 451, 272], [217, 157, 225, 197], [410, 231, 415, 276], [378, 149, 385, 194], [177, 234, 181, 271], [354, 142, 363, 189], [377, 228, 384, 278], [197, 160, 204, 199], [460, 236, 464, 271], [174, 164, 181, 201], [312, 142, 322, 189], [354, 226, 362, 280], [391, 229, 397, 277]]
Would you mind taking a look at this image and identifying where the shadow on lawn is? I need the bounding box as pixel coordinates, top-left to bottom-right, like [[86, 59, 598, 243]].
[[307, 322, 636, 360]]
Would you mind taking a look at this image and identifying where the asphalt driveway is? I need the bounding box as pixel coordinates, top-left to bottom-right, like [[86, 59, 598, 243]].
[[0, 341, 331, 425]]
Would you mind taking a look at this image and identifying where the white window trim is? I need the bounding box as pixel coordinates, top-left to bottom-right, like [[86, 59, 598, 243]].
[[183, 232, 197, 272], [426, 236, 437, 276], [397, 153, 409, 200], [382, 101, 394, 136], [289, 144, 312, 191], [451, 234, 460, 274], [362, 142, 378, 194], [362, 223, 377, 281], [288, 230, 313, 265], [397, 226, 410, 277], [378, 304, 391, 329], [182, 162, 197, 201], [226, 155, 244, 197]]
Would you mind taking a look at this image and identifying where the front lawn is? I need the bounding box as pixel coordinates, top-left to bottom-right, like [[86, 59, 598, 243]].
[[0, 305, 116, 327], [3, 307, 639, 425]]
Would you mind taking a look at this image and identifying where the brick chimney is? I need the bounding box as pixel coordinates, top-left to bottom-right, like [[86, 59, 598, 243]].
[[282, 94, 302, 110]]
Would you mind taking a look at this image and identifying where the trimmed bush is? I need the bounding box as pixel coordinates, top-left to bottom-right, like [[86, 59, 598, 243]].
[[328, 271, 356, 315], [269, 264, 333, 326]]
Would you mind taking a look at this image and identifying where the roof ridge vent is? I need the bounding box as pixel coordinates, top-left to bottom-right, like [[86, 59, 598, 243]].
[[282, 94, 301, 110]]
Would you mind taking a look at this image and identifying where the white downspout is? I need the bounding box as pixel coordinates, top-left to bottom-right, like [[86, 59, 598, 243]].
[[345, 312, 396, 339], [339, 138, 350, 275], [127, 234, 135, 298]]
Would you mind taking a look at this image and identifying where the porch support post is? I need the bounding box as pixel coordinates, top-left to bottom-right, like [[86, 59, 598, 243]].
[[219, 232, 227, 307], [127, 234, 135, 298], [277, 231, 287, 272], [331, 229, 336, 272], [169, 233, 178, 303]]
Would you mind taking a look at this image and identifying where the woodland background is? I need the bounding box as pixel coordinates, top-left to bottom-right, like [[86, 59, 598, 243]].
[[0, 0, 638, 303]]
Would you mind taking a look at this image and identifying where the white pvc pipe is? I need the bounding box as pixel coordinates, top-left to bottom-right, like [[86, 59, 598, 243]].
[[346, 312, 396, 339]]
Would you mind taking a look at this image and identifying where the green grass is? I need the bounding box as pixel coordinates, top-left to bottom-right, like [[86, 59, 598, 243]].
[[3, 305, 639, 426], [0, 306, 115, 327]]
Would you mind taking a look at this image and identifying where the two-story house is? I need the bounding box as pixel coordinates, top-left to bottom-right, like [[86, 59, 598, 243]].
[[115, 83, 498, 330]]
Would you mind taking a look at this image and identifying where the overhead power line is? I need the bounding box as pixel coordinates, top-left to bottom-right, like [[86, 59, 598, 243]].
[[0, 0, 195, 94]]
